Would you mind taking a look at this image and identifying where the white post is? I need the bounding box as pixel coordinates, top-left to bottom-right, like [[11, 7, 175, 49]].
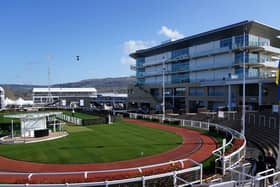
[[11, 120, 14, 139], [162, 60, 166, 122], [53, 118, 56, 132]]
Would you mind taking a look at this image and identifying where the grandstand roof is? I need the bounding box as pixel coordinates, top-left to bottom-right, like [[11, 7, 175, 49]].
[[98, 93, 128, 97], [33, 88, 97, 93]]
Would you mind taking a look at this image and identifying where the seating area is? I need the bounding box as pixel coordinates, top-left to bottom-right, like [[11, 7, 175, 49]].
[[173, 111, 279, 158]]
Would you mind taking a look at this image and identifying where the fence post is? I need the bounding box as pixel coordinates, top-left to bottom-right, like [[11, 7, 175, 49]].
[[105, 180, 109, 187], [142, 176, 145, 187], [200, 163, 203, 184], [173, 171, 177, 187], [28, 173, 32, 181], [84, 171, 88, 179]]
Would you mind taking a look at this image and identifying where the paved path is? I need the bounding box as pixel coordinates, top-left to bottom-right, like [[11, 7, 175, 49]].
[[0, 118, 217, 184]]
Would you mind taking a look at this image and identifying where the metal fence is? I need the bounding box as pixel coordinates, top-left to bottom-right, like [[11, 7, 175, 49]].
[[129, 113, 247, 175], [0, 158, 202, 187], [0, 113, 246, 186], [56, 114, 82, 125]]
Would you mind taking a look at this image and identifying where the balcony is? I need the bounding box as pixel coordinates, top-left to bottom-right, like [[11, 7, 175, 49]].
[[234, 60, 278, 69]]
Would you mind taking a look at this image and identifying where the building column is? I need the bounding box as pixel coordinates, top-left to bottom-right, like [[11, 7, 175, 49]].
[[258, 82, 262, 107], [228, 84, 232, 111]]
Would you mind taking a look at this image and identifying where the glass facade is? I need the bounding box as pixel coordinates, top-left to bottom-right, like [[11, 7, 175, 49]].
[[234, 52, 258, 64], [234, 34, 248, 48], [136, 57, 145, 67], [174, 88, 186, 96], [136, 78, 145, 85], [171, 48, 189, 59], [208, 86, 225, 96], [189, 87, 204, 96], [171, 73, 189, 83], [235, 68, 249, 78], [220, 37, 232, 49], [171, 61, 189, 72], [136, 69, 145, 77], [165, 88, 173, 97]]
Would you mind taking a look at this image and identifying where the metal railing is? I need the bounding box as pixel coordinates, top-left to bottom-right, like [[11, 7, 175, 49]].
[[129, 113, 246, 175], [0, 158, 202, 187], [56, 114, 82, 125]]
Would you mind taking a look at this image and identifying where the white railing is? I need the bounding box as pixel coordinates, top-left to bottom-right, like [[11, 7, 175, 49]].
[[129, 113, 246, 175], [0, 158, 202, 187], [226, 162, 280, 187], [56, 114, 82, 125]]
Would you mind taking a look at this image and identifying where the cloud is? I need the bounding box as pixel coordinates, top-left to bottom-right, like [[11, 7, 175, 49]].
[[158, 26, 184, 41], [121, 40, 156, 65]]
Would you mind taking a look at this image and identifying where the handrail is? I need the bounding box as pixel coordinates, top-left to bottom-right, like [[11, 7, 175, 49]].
[[129, 113, 247, 175], [0, 158, 199, 177]]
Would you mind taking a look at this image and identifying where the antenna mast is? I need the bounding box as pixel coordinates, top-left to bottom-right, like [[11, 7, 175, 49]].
[[47, 55, 53, 105]]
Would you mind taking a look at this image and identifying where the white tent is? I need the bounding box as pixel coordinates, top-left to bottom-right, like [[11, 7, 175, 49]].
[[5, 97, 33, 107]]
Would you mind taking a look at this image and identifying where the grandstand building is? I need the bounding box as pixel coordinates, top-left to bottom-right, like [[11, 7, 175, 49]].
[[128, 20, 280, 113], [33, 88, 97, 107], [93, 93, 128, 109], [0, 87, 5, 109]]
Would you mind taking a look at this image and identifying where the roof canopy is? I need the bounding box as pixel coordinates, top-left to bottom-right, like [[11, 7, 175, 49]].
[[33, 88, 97, 93], [4, 112, 62, 120]]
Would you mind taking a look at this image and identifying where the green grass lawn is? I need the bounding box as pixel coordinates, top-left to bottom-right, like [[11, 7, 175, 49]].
[[0, 112, 20, 124], [0, 121, 182, 164], [63, 111, 99, 120]]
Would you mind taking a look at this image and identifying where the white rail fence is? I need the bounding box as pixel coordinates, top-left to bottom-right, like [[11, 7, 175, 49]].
[[0, 113, 246, 186], [56, 114, 82, 125], [129, 113, 247, 175], [0, 158, 202, 187]]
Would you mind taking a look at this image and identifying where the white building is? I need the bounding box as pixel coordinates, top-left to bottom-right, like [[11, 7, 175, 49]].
[[129, 20, 280, 112], [0, 87, 5, 110], [33, 87, 97, 107], [94, 93, 128, 109], [5, 97, 33, 108]]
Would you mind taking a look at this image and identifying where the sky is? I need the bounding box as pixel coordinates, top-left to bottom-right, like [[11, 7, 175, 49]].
[[0, 0, 280, 85]]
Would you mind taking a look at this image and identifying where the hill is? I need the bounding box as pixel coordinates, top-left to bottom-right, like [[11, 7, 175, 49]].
[[0, 76, 135, 99]]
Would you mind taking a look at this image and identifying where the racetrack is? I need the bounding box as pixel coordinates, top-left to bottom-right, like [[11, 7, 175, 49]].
[[0, 118, 217, 184]]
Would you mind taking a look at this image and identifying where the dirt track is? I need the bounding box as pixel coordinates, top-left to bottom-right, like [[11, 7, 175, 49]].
[[0, 118, 217, 184]]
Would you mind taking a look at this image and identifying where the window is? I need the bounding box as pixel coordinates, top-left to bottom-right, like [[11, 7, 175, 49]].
[[208, 87, 225, 96], [172, 61, 189, 72], [234, 34, 248, 48], [150, 88, 159, 97], [172, 73, 189, 83], [165, 88, 173, 97], [189, 87, 204, 96], [220, 38, 232, 49], [136, 70, 145, 77], [171, 48, 189, 59], [235, 68, 249, 78], [235, 52, 258, 64], [174, 88, 186, 96], [136, 78, 145, 85], [136, 58, 145, 67]]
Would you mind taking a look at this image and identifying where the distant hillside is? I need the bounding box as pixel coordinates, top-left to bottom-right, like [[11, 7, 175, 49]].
[[0, 76, 135, 99], [54, 76, 135, 93]]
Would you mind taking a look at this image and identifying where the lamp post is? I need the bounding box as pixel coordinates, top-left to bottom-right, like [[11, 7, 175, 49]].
[[241, 32, 246, 136], [162, 60, 166, 122]]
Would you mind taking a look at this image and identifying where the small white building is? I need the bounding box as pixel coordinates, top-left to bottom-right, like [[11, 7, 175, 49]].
[[33, 87, 97, 107], [5, 112, 62, 137]]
